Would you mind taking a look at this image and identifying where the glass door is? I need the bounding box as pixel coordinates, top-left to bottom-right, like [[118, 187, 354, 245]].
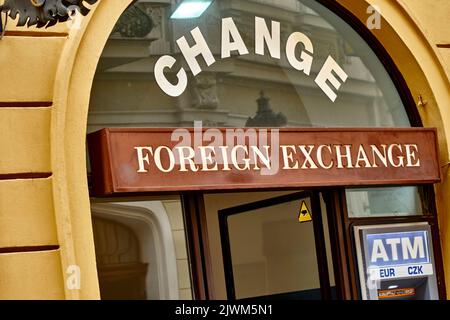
[[217, 191, 335, 300]]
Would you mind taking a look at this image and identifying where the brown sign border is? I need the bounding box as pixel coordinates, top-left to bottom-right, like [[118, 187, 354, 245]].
[[87, 127, 441, 196]]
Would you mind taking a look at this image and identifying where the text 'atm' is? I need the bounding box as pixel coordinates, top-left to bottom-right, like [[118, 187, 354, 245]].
[[354, 222, 439, 300]]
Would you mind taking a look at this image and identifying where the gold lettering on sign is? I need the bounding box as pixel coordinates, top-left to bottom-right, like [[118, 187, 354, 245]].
[[87, 128, 439, 195], [135, 143, 422, 174]]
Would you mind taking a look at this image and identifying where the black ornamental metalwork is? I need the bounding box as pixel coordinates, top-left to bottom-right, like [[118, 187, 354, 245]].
[[0, 0, 98, 28]]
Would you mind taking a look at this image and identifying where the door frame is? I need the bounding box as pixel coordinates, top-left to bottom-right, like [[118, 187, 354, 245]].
[[87, 186, 446, 300], [218, 190, 332, 300], [182, 188, 346, 300]]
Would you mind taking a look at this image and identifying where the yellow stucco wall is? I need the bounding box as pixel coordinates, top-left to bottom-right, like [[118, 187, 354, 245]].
[[0, 0, 449, 299]]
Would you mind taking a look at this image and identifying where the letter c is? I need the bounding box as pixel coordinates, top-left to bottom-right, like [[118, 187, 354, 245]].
[[154, 55, 188, 97]]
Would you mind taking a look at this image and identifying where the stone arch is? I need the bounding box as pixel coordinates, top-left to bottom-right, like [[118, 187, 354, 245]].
[[51, 0, 450, 299]]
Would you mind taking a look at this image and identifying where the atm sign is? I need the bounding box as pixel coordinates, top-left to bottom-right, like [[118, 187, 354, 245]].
[[366, 231, 433, 280]]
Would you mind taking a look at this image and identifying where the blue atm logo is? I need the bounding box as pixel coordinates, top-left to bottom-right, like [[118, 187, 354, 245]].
[[367, 231, 430, 267]]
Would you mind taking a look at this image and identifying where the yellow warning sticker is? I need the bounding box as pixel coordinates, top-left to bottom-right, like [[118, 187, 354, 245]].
[[298, 200, 312, 223]]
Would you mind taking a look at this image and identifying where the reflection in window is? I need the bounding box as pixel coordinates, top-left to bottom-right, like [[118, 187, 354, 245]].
[[91, 199, 193, 300], [93, 217, 148, 300], [346, 186, 424, 218], [88, 0, 411, 133], [224, 198, 322, 299]]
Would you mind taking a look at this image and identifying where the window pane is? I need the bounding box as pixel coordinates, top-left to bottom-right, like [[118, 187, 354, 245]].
[[346, 186, 423, 218], [91, 197, 193, 300], [88, 0, 411, 133], [226, 198, 321, 299]]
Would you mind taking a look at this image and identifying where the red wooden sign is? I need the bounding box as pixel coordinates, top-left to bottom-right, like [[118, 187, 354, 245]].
[[87, 128, 440, 195]]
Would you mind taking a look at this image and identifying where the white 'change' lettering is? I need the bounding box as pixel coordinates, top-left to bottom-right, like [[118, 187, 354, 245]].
[[155, 17, 348, 102]]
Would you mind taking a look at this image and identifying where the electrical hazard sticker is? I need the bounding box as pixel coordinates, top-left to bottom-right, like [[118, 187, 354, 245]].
[[298, 200, 312, 223]]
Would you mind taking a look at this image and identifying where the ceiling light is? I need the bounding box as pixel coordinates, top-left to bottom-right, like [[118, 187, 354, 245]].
[[170, 0, 213, 19]]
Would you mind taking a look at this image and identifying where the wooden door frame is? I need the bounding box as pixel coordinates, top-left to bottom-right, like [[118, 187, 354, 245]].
[[181, 192, 215, 299], [218, 190, 332, 300], [182, 185, 446, 300], [183, 189, 343, 300]]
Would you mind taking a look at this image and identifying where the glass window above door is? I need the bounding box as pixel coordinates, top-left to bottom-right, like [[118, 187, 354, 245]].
[[346, 186, 424, 218], [88, 0, 412, 133]]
